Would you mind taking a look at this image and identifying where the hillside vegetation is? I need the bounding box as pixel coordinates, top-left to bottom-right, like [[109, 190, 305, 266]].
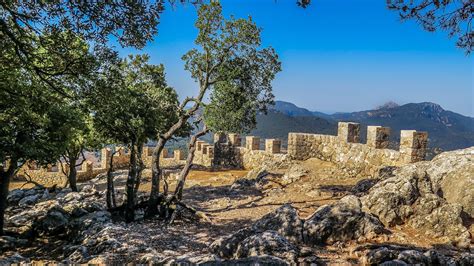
[[258, 101, 474, 151]]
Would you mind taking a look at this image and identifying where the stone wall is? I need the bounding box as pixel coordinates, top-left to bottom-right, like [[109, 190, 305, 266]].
[[288, 122, 428, 177], [142, 146, 186, 169], [17, 146, 187, 184], [208, 133, 288, 170], [15, 121, 429, 183]]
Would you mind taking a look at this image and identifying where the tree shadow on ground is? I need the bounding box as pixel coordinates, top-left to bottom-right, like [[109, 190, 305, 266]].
[[204, 196, 333, 214], [317, 184, 354, 195], [183, 184, 263, 205]]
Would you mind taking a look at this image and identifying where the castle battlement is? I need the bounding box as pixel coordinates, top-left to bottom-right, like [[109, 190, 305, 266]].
[[15, 122, 429, 184], [287, 122, 428, 177]]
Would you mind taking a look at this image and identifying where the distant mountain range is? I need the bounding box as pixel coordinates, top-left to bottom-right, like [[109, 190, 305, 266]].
[[251, 101, 474, 151]]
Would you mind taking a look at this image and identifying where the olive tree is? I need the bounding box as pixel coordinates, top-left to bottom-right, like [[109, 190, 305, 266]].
[[59, 111, 101, 192], [0, 68, 79, 235], [90, 55, 183, 222], [146, 2, 281, 217], [0, 1, 164, 93]]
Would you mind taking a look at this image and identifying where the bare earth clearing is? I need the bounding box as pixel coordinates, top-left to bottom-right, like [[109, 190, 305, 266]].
[[6, 157, 470, 264]]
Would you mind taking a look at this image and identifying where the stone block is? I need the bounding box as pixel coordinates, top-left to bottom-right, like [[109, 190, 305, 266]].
[[214, 132, 227, 144], [174, 150, 185, 160], [245, 136, 260, 150], [265, 139, 281, 154], [202, 144, 210, 154], [100, 148, 112, 169], [160, 148, 169, 158], [338, 122, 360, 143], [400, 130, 428, 163], [81, 160, 93, 173], [207, 146, 214, 158], [228, 133, 242, 146], [367, 126, 390, 149], [196, 141, 207, 152], [142, 146, 152, 157], [46, 164, 54, 172]]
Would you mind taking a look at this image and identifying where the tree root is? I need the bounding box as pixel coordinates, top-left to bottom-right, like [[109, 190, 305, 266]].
[[109, 196, 211, 224]]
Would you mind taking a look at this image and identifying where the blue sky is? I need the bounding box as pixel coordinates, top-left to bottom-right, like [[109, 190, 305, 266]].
[[116, 0, 473, 116]]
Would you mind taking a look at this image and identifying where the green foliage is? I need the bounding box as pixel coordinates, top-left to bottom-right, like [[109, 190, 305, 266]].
[[0, 68, 80, 167], [0, 24, 101, 96], [62, 106, 101, 158], [182, 2, 281, 134], [90, 55, 185, 146], [0, 1, 163, 50]]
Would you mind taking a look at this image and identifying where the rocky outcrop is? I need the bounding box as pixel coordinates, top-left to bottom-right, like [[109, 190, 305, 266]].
[[423, 147, 474, 217], [359, 246, 474, 266], [303, 196, 385, 245], [231, 163, 308, 192], [281, 164, 308, 185], [234, 231, 298, 262], [253, 204, 304, 243], [362, 147, 474, 247], [3, 185, 117, 263], [212, 199, 385, 261]]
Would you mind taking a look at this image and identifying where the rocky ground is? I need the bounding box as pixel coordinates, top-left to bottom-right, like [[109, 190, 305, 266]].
[[1, 148, 473, 265]]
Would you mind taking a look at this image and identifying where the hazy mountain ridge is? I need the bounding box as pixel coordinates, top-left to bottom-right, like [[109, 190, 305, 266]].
[[259, 101, 474, 151], [251, 110, 336, 141]]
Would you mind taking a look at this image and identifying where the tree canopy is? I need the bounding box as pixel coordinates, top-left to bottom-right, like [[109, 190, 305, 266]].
[[147, 2, 281, 217], [182, 2, 281, 134]]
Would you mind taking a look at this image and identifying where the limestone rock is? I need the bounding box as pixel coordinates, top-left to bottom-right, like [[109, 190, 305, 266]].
[[7, 189, 25, 204], [139, 251, 165, 264], [32, 206, 70, 235], [362, 147, 473, 244], [234, 231, 298, 262], [397, 250, 428, 265], [362, 173, 418, 227], [224, 255, 290, 265], [351, 178, 380, 196], [281, 164, 308, 185], [303, 196, 385, 245], [409, 193, 470, 247], [252, 204, 304, 243], [360, 247, 461, 266], [0, 253, 30, 264], [230, 168, 270, 191], [211, 228, 255, 259], [18, 194, 40, 207], [362, 247, 398, 265], [0, 236, 28, 251], [425, 147, 474, 217], [458, 253, 474, 266], [379, 259, 408, 265]]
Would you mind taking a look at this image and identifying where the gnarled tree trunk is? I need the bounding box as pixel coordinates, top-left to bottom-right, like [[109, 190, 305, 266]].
[[125, 143, 137, 222], [134, 145, 144, 198], [0, 159, 17, 236], [146, 138, 166, 217], [106, 151, 117, 209], [147, 76, 209, 218], [68, 156, 78, 192], [174, 126, 208, 201]]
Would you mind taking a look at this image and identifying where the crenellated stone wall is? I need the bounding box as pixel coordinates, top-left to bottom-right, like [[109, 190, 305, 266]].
[[288, 122, 428, 177], [207, 133, 288, 170], [16, 145, 187, 184], [15, 121, 429, 184]]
